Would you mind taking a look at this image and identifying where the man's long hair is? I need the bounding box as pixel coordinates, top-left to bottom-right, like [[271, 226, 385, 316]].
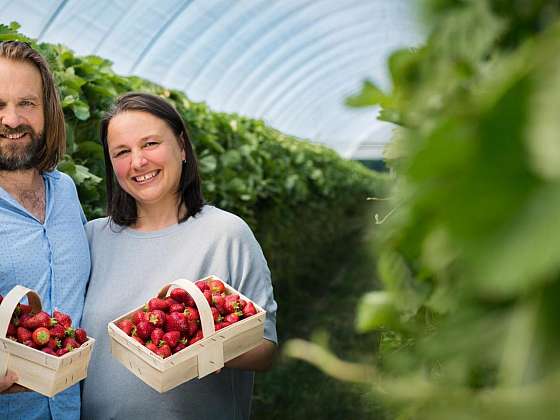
[[100, 92, 204, 226], [0, 41, 66, 172]]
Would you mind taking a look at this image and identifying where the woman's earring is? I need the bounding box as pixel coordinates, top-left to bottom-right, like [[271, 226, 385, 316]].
[[182, 159, 187, 165]]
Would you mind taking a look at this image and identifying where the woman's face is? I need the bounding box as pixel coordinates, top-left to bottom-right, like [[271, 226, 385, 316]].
[[107, 110, 186, 210]]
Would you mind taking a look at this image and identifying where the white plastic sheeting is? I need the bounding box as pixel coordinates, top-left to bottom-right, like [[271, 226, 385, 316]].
[[1, 0, 423, 159]]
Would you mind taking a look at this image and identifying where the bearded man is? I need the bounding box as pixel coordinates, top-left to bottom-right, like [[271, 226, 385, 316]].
[[0, 41, 90, 420]]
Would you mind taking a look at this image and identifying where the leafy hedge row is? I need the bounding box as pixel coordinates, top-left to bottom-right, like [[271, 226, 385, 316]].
[[1, 23, 384, 296]]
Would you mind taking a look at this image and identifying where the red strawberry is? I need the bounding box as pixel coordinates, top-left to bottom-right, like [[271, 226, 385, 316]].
[[0, 295, 2, 304], [63, 337, 79, 351], [186, 320, 199, 337], [132, 310, 148, 325], [170, 288, 190, 304], [165, 312, 188, 333], [183, 307, 199, 322], [132, 335, 145, 345], [7, 322, 17, 338], [208, 279, 225, 294], [17, 327, 32, 343], [42, 347, 57, 356], [32, 327, 50, 346], [56, 348, 69, 357], [49, 324, 66, 339], [162, 331, 180, 348], [173, 338, 188, 353], [117, 319, 134, 335], [189, 329, 204, 345], [147, 310, 166, 328], [150, 328, 165, 344], [169, 303, 185, 313], [53, 310, 72, 329], [212, 294, 226, 314], [18, 313, 32, 328], [135, 321, 154, 341], [165, 297, 179, 307], [148, 298, 169, 312], [239, 299, 247, 309], [242, 302, 257, 317], [203, 290, 212, 305], [211, 307, 223, 323], [47, 337, 62, 350], [195, 280, 209, 292], [156, 343, 172, 358], [23, 339, 38, 349], [224, 294, 241, 313], [75, 328, 88, 344], [225, 313, 240, 324], [15, 303, 32, 315], [145, 342, 158, 353]]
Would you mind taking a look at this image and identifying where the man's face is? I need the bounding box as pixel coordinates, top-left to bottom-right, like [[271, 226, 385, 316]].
[[0, 57, 45, 171]]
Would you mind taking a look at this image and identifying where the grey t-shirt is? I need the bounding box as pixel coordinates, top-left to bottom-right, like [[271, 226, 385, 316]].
[[81, 205, 277, 420]]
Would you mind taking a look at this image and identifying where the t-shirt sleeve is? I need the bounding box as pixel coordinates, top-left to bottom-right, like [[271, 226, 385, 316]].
[[226, 219, 278, 345]]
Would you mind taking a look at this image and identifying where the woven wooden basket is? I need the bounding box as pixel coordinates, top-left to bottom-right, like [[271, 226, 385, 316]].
[[0, 285, 95, 397], [107, 276, 265, 393]]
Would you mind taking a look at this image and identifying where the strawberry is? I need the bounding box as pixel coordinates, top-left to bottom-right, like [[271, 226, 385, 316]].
[[169, 303, 185, 313], [49, 324, 66, 339], [212, 294, 226, 314], [132, 310, 148, 325], [63, 337, 79, 351], [242, 302, 257, 317], [23, 339, 38, 349], [165, 312, 188, 333], [0, 294, 2, 304], [145, 342, 158, 353], [18, 313, 32, 328], [17, 327, 32, 343], [186, 320, 199, 337], [15, 303, 32, 316], [132, 335, 145, 345], [150, 328, 165, 344], [165, 297, 179, 307], [117, 319, 134, 335], [224, 294, 241, 313], [42, 347, 57, 356], [225, 313, 240, 324], [75, 328, 88, 344], [173, 338, 188, 353], [156, 343, 172, 358], [239, 299, 247, 309], [56, 348, 69, 357], [203, 290, 212, 305], [208, 279, 225, 294], [189, 329, 204, 345], [147, 310, 166, 328], [183, 307, 199, 322], [195, 280, 209, 292], [162, 331, 180, 348], [32, 327, 50, 346], [147, 298, 169, 312], [53, 310, 72, 329], [47, 337, 62, 350], [7, 322, 17, 338], [170, 288, 191, 304], [135, 321, 154, 341], [211, 307, 223, 323]]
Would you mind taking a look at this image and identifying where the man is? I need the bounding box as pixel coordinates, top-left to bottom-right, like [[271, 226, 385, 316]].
[[0, 41, 90, 419]]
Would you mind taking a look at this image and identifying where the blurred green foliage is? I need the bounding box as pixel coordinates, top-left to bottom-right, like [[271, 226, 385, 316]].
[[347, 1, 560, 419]]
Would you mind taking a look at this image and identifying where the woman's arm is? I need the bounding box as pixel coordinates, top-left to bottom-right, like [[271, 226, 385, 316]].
[[224, 339, 277, 371]]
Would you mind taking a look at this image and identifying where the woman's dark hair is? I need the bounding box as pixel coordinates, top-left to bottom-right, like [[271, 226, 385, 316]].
[[100, 92, 204, 226]]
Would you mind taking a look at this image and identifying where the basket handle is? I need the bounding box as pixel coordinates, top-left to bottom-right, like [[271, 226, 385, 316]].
[[157, 279, 215, 339], [0, 285, 42, 377]]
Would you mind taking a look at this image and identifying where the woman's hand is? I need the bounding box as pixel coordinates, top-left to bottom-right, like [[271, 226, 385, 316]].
[[0, 370, 18, 393]]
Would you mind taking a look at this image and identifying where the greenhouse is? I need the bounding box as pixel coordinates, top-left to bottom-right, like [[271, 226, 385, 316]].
[[1, 1, 559, 419]]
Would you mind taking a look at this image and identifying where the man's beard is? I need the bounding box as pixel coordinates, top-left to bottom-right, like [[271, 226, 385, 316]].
[[0, 125, 45, 171]]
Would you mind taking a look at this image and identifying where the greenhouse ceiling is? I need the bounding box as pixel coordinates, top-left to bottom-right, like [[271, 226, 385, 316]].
[[2, 0, 423, 160]]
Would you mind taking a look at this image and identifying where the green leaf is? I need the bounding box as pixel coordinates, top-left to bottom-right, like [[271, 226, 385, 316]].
[[355, 291, 398, 333], [71, 101, 90, 120], [345, 80, 389, 108]]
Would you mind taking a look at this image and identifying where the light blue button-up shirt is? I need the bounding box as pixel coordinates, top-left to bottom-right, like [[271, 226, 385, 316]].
[[0, 170, 90, 420]]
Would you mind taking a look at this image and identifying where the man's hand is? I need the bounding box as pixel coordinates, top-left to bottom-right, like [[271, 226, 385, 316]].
[[0, 370, 18, 393]]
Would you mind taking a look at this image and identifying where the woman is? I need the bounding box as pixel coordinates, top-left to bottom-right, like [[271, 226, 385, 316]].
[[81, 92, 277, 420]]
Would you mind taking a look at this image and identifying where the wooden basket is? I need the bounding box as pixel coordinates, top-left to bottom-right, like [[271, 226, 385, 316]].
[[107, 276, 266, 393], [0, 285, 95, 397]]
